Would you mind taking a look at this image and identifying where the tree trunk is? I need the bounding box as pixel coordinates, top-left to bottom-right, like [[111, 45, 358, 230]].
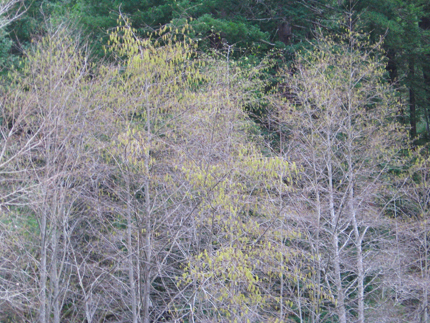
[[52, 224, 60, 323], [126, 173, 138, 323], [347, 98, 365, 323], [39, 209, 48, 323], [350, 191, 365, 323], [409, 58, 417, 139], [386, 49, 398, 84], [423, 230, 428, 323], [143, 81, 152, 323], [423, 66, 430, 138], [327, 148, 347, 323]]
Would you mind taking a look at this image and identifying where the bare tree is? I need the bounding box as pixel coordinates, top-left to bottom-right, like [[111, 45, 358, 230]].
[[271, 31, 407, 322], [379, 152, 430, 323], [0, 25, 119, 322]]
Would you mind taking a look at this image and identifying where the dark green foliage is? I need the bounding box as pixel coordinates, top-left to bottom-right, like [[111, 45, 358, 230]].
[[357, 0, 430, 142], [63, 0, 334, 57]]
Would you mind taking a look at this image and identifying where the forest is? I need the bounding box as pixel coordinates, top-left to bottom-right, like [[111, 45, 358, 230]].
[[0, 0, 430, 322]]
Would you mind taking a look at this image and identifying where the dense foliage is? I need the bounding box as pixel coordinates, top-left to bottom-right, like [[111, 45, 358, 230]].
[[1, 1, 430, 322]]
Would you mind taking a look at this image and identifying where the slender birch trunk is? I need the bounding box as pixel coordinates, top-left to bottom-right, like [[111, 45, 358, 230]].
[[327, 143, 347, 323], [142, 80, 152, 323], [126, 172, 138, 323], [350, 187, 365, 323], [39, 208, 48, 323]]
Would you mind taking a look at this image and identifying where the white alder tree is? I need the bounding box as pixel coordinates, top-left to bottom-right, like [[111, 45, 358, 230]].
[[270, 30, 408, 323], [0, 27, 120, 322], [380, 151, 430, 322]]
